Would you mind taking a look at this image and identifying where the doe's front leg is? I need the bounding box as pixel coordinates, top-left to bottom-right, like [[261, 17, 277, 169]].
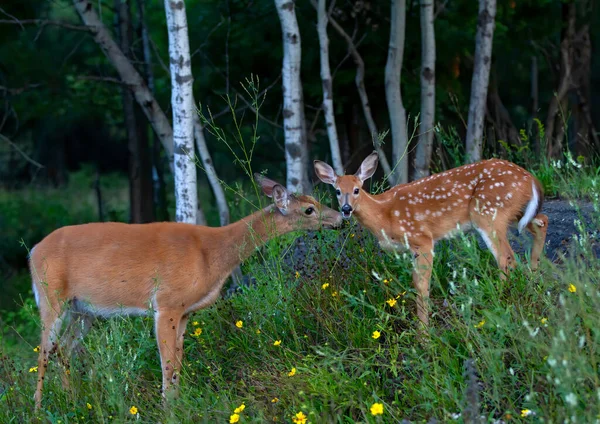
[[155, 310, 184, 400]]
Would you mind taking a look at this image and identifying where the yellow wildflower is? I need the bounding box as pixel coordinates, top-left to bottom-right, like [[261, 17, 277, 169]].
[[292, 411, 307, 424], [521, 409, 533, 417], [29, 366, 38, 373], [295, 271, 300, 279], [273, 340, 282, 346], [33, 345, 40, 353], [230, 413, 240, 423], [86, 403, 92, 410], [383, 279, 389, 284], [386, 298, 397, 307], [192, 321, 199, 326], [191, 327, 202, 337], [370, 402, 384, 416], [256, 329, 261, 334], [474, 319, 485, 329], [568, 284, 576, 293], [288, 367, 297, 377], [271, 397, 279, 403], [234, 404, 246, 414], [129, 406, 138, 415], [350, 233, 355, 238], [541, 317, 548, 325], [322, 283, 329, 290], [236, 320, 243, 328], [372, 331, 381, 340], [331, 291, 338, 297]]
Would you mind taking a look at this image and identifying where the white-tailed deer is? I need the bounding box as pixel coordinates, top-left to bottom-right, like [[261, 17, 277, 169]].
[[314, 152, 548, 326], [30, 175, 342, 409]]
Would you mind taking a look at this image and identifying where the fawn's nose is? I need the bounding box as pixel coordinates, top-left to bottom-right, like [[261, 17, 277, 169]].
[[341, 204, 353, 217]]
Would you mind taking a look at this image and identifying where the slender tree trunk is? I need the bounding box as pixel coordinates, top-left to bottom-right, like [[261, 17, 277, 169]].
[[546, 1, 575, 158], [275, 0, 308, 193], [327, 14, 393, 178], [465, 0, 496, 163], [115, 0, 154, 223], [137, 0, 169, 221], [165, 0, 197, 223], [385, 0, 408, 184], [192, 109, 229, 226], [316, 0, 343, 176], [73, 0, 174, 167], [486, 68, 520, 153], [413, 0, 436, 179]]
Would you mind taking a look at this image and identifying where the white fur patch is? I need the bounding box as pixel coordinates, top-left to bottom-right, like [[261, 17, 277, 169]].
[[518, 181, 539, 233]]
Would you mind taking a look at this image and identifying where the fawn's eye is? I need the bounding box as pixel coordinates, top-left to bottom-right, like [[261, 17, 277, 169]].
[[353, 188, 360, 195], [335, 189, 341, 196], [305, 207, 314, 215]]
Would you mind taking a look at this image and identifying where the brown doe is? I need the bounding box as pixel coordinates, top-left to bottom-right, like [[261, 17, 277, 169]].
[[30, 175, 342, 409], [314, 152, 548, 326]]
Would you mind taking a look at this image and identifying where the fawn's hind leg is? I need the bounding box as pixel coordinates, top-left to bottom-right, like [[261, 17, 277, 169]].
[[526, 213, 548, 270]]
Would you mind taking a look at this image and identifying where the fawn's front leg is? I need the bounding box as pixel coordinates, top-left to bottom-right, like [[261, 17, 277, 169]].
[[411, 240, 434, 327]]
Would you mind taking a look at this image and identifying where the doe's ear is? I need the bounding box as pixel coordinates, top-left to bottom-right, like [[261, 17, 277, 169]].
[[255, 173, 282, 198], [355, 151, 378, 183], [313, 160, 337, 185], [271, 185, 290, 214]]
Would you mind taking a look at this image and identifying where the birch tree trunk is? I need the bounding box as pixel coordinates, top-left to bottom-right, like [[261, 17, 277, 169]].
[[465, 0, 496, 163], [413, 0, 436, 180], [73, 0, 174, 166], [385, 0, 408, 184], [165, 0, 197, 223], [275, 0, 307, 193], [316, 0, 343, 176]]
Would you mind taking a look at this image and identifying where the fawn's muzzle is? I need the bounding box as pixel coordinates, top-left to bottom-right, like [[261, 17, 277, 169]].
[[341, 204, 353, 219]]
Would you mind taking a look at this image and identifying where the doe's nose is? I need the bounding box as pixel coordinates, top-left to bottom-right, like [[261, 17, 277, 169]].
[[341, 204, 353, 214]]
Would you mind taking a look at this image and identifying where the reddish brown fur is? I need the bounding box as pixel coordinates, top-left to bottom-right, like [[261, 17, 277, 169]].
[[30, 177, 342, 409], [315, 153, 548, 327]]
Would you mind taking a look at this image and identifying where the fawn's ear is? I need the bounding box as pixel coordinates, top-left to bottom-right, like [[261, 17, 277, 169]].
[[271, 184, 290, 215], [355, 151, 378, 184], [313, 160, 337, 185], [255, 173, 282, 198]]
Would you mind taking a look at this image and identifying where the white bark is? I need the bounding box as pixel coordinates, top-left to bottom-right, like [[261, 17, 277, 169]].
[[385, 0, 408, 184], [413, 0, 436, 180], [275, 0, 307, 193], [316, 0, 343, 176], [165, 0, 197, 223], [73, 0, 174, 165], [465, 0, 496, 163]]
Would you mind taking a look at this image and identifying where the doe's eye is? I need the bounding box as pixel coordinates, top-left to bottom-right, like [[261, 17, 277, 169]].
[[305, 207, 314, 215], [353, 188, 360, 195], [335, 189, 341, 196]]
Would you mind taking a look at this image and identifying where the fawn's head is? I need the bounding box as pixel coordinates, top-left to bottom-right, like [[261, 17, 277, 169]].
[[255, 174, 343, 229], [314, 152, 379, 219]]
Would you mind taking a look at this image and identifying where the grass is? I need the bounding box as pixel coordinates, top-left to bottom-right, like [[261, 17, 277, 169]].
[[0, 182, 598, 423]]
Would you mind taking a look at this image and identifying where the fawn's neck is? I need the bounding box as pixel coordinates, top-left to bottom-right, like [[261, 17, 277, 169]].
[[354, 191, 395, 238]]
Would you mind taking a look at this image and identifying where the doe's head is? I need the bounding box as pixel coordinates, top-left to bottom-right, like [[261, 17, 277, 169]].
[[255, 174, 343, 230], [313, 151, 378, 219]]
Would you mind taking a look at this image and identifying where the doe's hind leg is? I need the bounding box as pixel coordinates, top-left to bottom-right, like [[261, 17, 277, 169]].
[[526, 213, 548, 270]]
